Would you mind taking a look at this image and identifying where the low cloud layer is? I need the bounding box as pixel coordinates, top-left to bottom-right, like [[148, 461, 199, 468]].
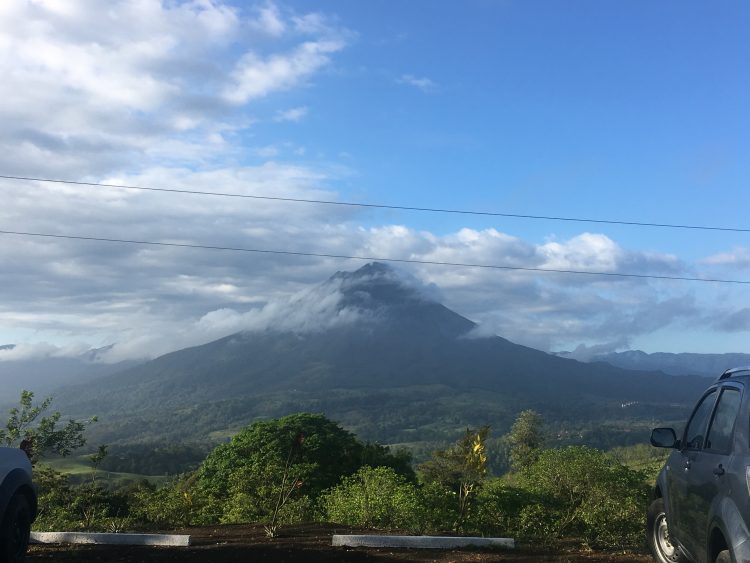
[[0, 186, 723, 361]]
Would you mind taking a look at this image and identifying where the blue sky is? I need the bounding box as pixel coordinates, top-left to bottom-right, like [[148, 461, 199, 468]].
[[249, 1, 750, 248], [0, 0, 748, 361]]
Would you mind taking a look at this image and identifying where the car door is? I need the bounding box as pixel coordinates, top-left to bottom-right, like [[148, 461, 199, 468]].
[[683, 385, 742, 563], [667, 387, 718, 559]]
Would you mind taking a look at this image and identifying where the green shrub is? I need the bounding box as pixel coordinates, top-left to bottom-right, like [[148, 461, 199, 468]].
[[128, 478, 197, 529], [33, 466, 133, 532], [321, 466, 422, 531], [517, 502, 559, 542], [521, 446, 649, 548], [470, 479, 538, 537], [416, 481, 458, 533], [221, 488, 312, 527]]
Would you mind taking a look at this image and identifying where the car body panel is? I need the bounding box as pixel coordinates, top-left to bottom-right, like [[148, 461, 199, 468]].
[[715, 496, 750, 557], [0, 447, 35, 516], [653, 374, 750, 563]]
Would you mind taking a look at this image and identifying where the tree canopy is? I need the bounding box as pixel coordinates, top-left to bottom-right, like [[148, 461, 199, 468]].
[[192, 412, 413, 524], [508, 409, 544, 471]]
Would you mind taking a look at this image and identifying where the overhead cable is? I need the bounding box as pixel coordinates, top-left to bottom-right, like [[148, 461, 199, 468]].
[[0, 174, 747, 233], [0, 228, 747, 285]]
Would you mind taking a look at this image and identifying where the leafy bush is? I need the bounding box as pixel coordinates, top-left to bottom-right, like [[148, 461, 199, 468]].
[[416, 481, 458, 533], [469, 479, 539, 537], [321, 466, 423, 531], [520, 446, 649, 548], [128, 478, 196, 529], [516, 502, 559, 542], [32, 466, 77, 531], [33, 466, 132, 532]]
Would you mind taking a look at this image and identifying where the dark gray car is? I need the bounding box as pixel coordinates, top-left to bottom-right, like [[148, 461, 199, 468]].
[[648, 367, 750, 563]]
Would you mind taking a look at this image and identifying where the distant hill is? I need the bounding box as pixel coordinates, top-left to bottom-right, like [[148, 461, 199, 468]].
[[557, 349, 750, 377], [53, 263, 708, 449], [0, 345, 141, 406]]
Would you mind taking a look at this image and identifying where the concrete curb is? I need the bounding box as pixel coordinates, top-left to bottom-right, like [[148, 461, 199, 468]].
[[332, 534, 514, 549], [30, 532, 191, 546]]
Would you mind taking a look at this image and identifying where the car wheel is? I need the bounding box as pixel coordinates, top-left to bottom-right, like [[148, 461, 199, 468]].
[[0, 494, 31, 563], [715, 549, 731, 563], [647, 498, 686, 563]]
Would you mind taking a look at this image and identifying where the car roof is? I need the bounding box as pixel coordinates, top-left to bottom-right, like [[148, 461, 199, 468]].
[[717, 366, 750, 382]]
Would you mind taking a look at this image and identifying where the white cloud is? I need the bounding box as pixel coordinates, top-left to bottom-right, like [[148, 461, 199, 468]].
[[702, 247, 750, 268], [398, 74, 437, 93], [224, 39, 346, 104], [274, 106, 309, 122], [292, 12, 340, 36], [96, 267, 388, 362], [250, 2, 287, 36], [0, 0, 349, 177], [0, 341, 91, 362], [539, 233, 620, 271]]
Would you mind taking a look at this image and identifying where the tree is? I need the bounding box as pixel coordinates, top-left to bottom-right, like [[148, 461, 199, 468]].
[[418, 426, 490, 528], [507, 409, 544, 471], [0, 390, 97, 463], [192, 413, 408, 525]]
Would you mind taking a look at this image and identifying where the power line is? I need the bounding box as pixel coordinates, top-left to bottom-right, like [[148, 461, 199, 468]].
[[1, 174, 747, 234], [1, 228, 747, 285]]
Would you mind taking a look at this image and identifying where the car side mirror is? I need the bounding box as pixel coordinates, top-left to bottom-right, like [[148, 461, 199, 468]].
[[651, 427, 678, 449]]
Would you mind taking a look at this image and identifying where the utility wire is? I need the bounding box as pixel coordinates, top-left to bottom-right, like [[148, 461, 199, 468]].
[[0, 174, 746, 234], [0, 228, 747, 285]]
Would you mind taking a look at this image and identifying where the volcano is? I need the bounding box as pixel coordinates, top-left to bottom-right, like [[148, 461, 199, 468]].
[[54, 263, 706, 445]]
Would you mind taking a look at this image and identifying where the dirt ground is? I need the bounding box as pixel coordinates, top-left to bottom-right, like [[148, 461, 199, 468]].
[[27, 524, 653, 562]]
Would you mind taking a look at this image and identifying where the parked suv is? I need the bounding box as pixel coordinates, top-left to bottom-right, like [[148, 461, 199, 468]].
[[0, 447, 36, 563], [649, 367, 750, 563]]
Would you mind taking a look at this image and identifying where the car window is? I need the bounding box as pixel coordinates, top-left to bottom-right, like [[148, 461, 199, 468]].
[[705, 387, 742, 453], [683, 389, 718, 450]]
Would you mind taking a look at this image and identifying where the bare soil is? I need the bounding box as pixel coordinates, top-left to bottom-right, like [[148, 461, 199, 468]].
[[28, 524, 652, 562]]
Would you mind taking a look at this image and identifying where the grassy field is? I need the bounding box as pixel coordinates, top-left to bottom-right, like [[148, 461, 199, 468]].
[[43, 455, 169, 488]]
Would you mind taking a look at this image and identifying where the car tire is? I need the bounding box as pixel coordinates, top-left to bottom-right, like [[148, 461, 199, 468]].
[[0, 493, 31, 563], [715, 549, 731, 563], [647, 498, 686, 563]]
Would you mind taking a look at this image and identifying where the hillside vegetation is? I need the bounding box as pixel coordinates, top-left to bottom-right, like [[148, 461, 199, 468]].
[[28, 409, 657, 550]]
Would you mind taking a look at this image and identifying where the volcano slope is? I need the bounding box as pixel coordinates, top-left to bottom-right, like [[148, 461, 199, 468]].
[[54, 263, 705, 447]]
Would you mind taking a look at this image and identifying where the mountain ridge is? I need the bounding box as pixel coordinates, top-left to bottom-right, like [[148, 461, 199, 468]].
[[558, 348, 750, 377], [51, 263, 708, 446]]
